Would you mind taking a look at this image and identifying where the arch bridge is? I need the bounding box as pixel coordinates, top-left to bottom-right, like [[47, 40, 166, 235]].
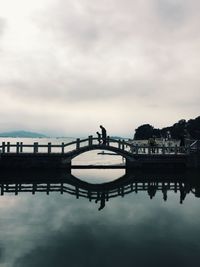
[[0, 136, 199, 169], [0, 169, 200, 210]]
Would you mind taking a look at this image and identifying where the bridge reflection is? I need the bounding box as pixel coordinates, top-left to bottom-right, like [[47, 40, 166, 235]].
[[0, 170, 199, 210]]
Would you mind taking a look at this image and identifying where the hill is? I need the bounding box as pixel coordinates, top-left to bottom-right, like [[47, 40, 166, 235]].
[[0, 131, 47, 138]]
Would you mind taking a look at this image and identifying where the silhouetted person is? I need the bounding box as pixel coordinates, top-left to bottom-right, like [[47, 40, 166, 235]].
[[166, 130, 171, 141], [148, 136, 156, 153], [179, 183, 187, 204], [100, 125, 107, 145], [147, 183, 157, 199], [192, 185, 200, 197], [162, 184, 169, 201], [96, 131, 101, 144], [96, 192, 106, 210]]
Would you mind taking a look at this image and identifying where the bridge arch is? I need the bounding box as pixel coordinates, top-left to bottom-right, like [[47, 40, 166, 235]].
[[68, 144, 134, 161]]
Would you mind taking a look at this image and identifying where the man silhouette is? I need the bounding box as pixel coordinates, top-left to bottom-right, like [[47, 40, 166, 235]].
[[100, 125, 107, 145], [95, 192, 106, 211]]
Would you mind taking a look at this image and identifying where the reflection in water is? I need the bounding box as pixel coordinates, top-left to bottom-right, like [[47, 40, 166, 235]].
[[0, 169, 200, 210], [1, 138, 200, 266], [72, 168, 126, 183], [0, 169, 200, 266]]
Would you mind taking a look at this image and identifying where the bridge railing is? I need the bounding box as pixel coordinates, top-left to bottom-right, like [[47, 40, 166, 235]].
[[127, 144, 190, 155], [0, 181, 195, 203], [0, 136, 121, 154], [0, 136, 196, 155]]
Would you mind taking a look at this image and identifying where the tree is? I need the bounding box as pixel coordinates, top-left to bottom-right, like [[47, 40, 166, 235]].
[[134, 124, 154, 140], [187, 116, 200, 139], [133, 116, 200, 140], [170, 119, 186, 139]]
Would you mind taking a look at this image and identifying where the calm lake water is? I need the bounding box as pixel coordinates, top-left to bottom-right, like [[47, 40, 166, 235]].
[[0, 137, 200, 267]]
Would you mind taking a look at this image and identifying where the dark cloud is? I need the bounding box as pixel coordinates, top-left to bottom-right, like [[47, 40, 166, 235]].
[[36, 0, 199, 47], [154, 0, 187, 26]]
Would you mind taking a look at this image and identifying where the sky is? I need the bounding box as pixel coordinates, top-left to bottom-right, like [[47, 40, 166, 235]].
[[0, 0, 199, 137]]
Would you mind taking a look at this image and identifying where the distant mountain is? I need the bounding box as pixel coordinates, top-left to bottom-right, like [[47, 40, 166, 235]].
[[0, 131, 47, 138]]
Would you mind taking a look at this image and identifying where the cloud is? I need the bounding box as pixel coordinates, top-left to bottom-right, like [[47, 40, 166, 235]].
[[0, 0, 200, 135], [13, 197, 200, 267], [154, 0, 187, 26], [0, 173, 200, 267], [0, 17, 6, 38], [0, 247, 5, 264]]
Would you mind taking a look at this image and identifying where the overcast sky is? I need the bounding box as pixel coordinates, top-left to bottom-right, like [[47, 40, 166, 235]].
[[0, 0, 199, 137]]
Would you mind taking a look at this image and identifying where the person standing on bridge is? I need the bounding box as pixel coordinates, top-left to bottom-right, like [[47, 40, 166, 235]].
[[96, 131, 101, 144], [100, 125, 107, 145]]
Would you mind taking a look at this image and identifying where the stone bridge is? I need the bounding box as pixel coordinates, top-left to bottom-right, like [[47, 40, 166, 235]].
[[0, 136, 199, 169]]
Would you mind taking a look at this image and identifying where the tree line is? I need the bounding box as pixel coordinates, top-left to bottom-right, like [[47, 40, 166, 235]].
[[134, 116, 200, 140]]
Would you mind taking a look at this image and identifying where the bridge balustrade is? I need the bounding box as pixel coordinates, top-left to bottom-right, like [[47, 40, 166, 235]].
[[0, 181, 196, 204], [0, 136, 198, 155]]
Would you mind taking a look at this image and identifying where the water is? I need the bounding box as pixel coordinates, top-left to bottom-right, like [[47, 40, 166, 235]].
[[0, 138, 200, 267]]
